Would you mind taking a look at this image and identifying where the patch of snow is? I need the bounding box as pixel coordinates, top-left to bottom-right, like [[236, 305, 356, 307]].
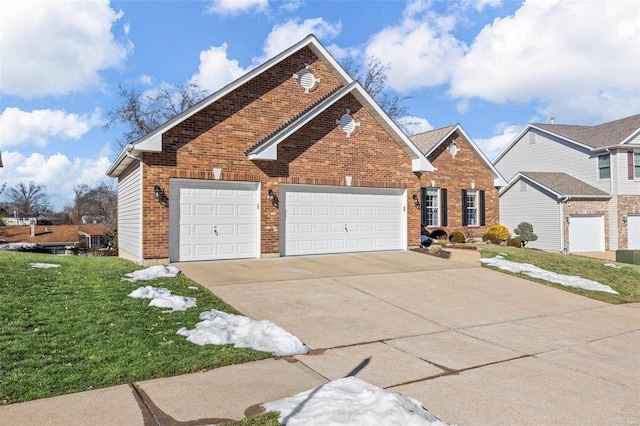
[[188, 286, 199, 290], [30, 263, 61, 269], [177, 309, 309, 356], [0, 243, 37, 251], [262, 376, 448, 426], [604, 263, 622, 269], [123, 265, 180, 282], [480, 257, 619, 294], [129, 285, 196, 312]]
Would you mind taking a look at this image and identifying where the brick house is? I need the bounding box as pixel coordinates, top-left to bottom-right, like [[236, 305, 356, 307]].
[[493, 114, 640, 252], [0, 223, 109, 254], [106, 35, 435, 265], [410, 124, 506, 239]]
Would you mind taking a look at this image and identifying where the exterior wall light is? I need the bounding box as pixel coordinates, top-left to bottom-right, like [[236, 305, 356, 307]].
[[154, 184, 162, 199], [412, 194, 420, 207], [623, 214, 628, 223], [268, 189, 279, 207]]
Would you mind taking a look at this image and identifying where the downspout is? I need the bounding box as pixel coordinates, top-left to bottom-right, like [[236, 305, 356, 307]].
[[560, 196, 569, 253]]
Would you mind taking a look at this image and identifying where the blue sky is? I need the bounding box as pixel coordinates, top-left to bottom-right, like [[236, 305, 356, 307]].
[[1, 0, 638, 211]]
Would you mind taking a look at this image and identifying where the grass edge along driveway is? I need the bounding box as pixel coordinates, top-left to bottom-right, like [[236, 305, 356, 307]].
[[477, 245, 640, 304], [0, 252, 271, 405]]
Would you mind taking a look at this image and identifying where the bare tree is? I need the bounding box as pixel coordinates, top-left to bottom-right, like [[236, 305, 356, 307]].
[[63, 182, 117, 224], [3, 181, 51, 214], [105, 81, 208, 149], [342, 56, 415, 133]]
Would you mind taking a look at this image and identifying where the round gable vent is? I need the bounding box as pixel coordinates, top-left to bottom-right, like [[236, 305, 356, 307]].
[[292, 65, 320, 94], [336, 109, 360, 138]]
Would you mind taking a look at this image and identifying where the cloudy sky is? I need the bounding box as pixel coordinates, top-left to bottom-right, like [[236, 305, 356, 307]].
[[1, 0, 638, 211]]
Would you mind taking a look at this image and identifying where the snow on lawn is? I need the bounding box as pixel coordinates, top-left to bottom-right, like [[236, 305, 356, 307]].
[[123, 265, 180, 282], [0, 243, 37, 251], [129, 285, 197, 312], [262, 376, 448, 426], [30, 263, 61, 269], [177, 309, 310, 356], [480, 255, 619, 294]]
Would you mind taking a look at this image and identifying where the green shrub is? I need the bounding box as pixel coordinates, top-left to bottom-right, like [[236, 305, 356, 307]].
[[486, 224, 510, 241], [482, 232, 500, 244], [514, 222, 538, 247], [507, 237, 522, 247], [449, 231, 466, 243]]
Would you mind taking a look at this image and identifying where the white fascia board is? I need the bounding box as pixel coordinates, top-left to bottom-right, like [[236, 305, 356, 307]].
[[248, 144, 278, 161], [349, 84, 434, 172], [499, 173, 562, 199]]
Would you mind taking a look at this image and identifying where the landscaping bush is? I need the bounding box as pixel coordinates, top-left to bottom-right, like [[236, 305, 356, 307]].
[[486, 224, 510, 241], [507, 237, 522, 247], [429, 229, 447, 240], [449, 231, 466, 243], [482, 232, 500, 244], [514, 222, 538, 247]]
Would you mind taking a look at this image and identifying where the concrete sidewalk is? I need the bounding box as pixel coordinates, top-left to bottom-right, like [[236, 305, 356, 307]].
[[1, 251, 638, 425]]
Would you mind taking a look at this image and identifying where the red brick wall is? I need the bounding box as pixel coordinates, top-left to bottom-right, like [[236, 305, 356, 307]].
[[419, 133, 499, 239], [139, 47, 422, 260]]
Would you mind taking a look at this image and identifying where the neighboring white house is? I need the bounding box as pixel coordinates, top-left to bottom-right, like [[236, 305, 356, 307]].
[[493, 114, 640, 253]]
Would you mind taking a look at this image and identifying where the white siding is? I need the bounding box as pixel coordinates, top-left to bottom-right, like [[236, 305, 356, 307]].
[[117, 162, 142, 261], [615, 149, 640, 196], [494, 129, 610, 192], [499, 178, 562, 252]]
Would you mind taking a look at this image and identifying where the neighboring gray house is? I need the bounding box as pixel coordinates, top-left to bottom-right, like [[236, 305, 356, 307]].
[[493, 114, 640, 253]]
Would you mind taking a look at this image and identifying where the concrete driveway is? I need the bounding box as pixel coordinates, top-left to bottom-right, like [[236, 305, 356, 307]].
[[176, 250, 639, 425]]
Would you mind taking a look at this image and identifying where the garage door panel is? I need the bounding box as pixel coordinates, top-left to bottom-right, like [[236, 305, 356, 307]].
[[170, 180, 258, 262], [283, 185, 405, 256], [569, 215, 605, 252], [628, 215, 640, 249]]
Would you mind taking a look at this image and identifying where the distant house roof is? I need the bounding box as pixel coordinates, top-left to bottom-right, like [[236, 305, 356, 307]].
[[1, 224, 109, 245], [494, 114, 640, 163], [503, 172, 611, 199], [410, 124, 507, 186], [533, 114, 640, 149]]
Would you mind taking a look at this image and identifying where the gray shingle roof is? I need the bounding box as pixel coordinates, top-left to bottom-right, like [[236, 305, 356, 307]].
[[520, 172, 610, 197], [409, 124, 456, 154], [534, 114, 640, 148]]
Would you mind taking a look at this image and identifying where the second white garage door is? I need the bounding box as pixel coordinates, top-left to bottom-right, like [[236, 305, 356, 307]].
[[568, 215, 605, 252], [628, 215, 640, 249], [169, 179, 259, 262], [281, 185, 406, 256]]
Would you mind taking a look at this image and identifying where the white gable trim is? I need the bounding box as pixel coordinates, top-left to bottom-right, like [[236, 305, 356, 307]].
[[500, 173, 611, 200], [107, 34, 353, 177]]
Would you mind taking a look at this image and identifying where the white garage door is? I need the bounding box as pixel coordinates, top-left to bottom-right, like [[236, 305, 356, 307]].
[[628, 215, 640, 249], [169, 180, 258, 262], [568, 215, 605, 252], [281, 185, 405, 256]]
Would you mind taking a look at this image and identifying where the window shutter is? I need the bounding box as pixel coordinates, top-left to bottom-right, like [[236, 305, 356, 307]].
[[420, 187, 427, 226], [461, 189, 468, 226], [441, 188, 448, 226], [479, 190, 486, 226], [629, 151, 635, 180]]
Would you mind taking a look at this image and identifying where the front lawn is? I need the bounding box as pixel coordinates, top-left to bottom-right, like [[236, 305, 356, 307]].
[[477, 245, 640, 304], [0, 252, 271, 405]]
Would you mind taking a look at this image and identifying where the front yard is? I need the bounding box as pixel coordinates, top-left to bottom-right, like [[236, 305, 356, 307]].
[[0, 252, 271, 405], [477, 245, 640, 304]]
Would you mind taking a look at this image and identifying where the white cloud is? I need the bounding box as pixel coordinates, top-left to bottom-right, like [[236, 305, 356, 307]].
[[0, 0, 130, 98], [449, 0, 640, 122], [257, 18, 342, 63], [189, 44, 248, 93], [0, 108, 103, 148], [364, 2, 467, 92], [398, 116, 434, 136], [207, 0, 268, 15], [474, 123, 523, 160], [0, 150, 114, 211]]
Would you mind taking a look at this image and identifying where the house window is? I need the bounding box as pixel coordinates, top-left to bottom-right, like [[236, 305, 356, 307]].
[[462, 189, 485, 226], [635, 152, 640, 178], [421, 188, 439, 227], [598, 154, 610, 179]]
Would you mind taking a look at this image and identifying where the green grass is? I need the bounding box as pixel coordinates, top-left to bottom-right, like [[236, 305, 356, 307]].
[[229, 412, 280, 426], [477, 245, 640, 304], [0, 252, 271, 405]]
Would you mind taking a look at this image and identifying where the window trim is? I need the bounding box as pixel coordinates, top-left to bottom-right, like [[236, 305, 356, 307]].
[[598, 154, 611, 179], [420, 187, 440, 227], [634, 151, 640, 180]]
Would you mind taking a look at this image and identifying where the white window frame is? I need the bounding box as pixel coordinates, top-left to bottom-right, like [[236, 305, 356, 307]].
[[598, 154, 610, 179], [635, 151, 640, 179], [465, 189, 479, 226], [423, 188, 439, 227]]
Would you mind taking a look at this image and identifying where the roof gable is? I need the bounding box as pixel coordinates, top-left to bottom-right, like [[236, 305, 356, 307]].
[[494, 114, 640, 164], [410, 124, 506, 186], [501, 172, 611, 199], [107, 34, 433, 176]]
